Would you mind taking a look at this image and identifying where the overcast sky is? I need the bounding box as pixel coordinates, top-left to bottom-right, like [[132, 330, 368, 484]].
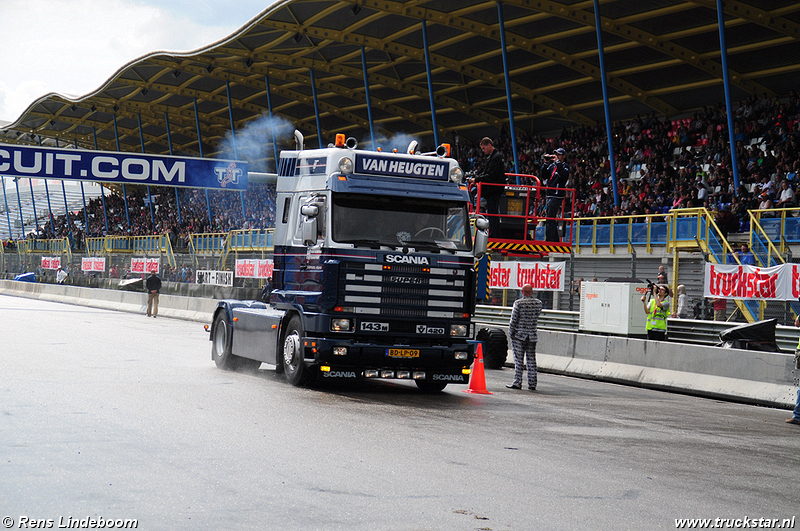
[[0, 0, 276, 124]]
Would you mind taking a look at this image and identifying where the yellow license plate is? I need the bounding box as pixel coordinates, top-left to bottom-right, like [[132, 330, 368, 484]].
[[386, 349, 420, 358]]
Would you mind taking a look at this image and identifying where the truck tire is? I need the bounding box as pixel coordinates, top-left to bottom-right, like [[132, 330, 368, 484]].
[[211, 313, 261, 372], [476, 327, 508, 370], [281, 315, 313, 386], [415, 380, 448, 393]]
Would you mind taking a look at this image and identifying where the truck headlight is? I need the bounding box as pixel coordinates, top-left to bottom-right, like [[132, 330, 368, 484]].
[[338, 156, 354, 173], [450, 166, 464, 182], [331, 318, 352, 332], [450, 324, 468, 337], [454, 351, 469, 360]]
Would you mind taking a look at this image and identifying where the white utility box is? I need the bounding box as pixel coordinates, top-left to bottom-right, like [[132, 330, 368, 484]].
[[578, 281, 649, 336]]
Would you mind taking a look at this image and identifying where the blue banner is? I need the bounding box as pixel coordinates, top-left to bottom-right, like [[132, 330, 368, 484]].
[[0, 142, 248, 190], [356, 153, 448, 181]]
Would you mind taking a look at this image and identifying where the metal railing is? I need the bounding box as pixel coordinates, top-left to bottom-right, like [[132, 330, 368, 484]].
[[751, 206, 800, 254], [474, 304, 800, 351], [218, 228, 275, 269], [83, 234, 176, 267], [13, 237, 72, 262]]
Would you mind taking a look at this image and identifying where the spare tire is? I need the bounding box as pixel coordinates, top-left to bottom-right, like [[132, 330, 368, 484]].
[[476, 327, 508, 370]]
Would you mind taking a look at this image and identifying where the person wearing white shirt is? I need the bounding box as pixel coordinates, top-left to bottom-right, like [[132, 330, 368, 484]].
[[776, 180, 796, 208]]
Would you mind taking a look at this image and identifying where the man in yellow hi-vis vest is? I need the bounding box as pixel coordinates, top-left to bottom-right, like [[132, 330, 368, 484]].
[[641, 284, 670, 341], [787, 315, 800, 426]]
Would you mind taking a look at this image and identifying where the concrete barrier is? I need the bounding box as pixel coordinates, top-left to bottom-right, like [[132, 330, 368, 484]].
[[0, 279, 218, 323], [535, 329, 798, 409]]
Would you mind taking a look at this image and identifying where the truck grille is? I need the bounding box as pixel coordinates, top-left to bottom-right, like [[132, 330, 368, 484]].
[[341, 261, 470, 320]]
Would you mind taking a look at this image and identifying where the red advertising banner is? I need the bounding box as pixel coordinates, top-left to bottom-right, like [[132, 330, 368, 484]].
[[488, 261, 565, 291], [131, 257, 160, 275], [81, 257, 106, 272], [41, 256, 61, 270], [703, 262, 795, 300], [235, 259, 274, 279]]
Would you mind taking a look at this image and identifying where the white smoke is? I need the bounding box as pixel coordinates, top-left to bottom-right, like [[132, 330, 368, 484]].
[[217, 113, 296, 172], [372, 127, 423, 154]]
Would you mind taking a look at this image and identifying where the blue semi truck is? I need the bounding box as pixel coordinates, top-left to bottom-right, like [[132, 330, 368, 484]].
[[208, 131, 489, 391]]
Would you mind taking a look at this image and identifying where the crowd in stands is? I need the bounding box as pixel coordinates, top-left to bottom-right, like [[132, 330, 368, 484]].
[[457, 89, 800, 233], [4, 88, 800, 249], [15, 183, 277, 250]]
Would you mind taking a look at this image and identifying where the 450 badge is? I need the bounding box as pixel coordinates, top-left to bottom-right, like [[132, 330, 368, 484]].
[[416, 325, 445, 335]]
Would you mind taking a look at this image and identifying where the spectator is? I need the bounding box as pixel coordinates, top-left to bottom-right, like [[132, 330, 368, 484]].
[[673, 284, 688, 318], [56, 266, 68, 284], [145, 271, 162, 318], [657, 265, 668, 285], [776, 179, 796, 208], [713, 298, 727, 321], [736, 243, 756, 265]]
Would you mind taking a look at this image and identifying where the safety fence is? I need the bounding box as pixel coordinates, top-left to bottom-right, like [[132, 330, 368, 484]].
[[473, 304, 800, 353], [1, 228, 274, 284]]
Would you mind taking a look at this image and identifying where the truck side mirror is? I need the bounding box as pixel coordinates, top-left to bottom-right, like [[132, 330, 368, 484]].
[[301, 204, 319, 246], [473, 216, 489, 258]]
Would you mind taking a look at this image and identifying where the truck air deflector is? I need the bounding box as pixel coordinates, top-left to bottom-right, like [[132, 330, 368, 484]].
[[328, 173, 468, 202]]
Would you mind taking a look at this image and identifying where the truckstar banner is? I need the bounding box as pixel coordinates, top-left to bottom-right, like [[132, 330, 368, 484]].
[[131, 257, 160, 274], [235, 259, 274, 279], [41, 256, 61, 270], [0, 142, 247, 191], [703, 262, 800, 300], [488, 261, 565, 291], [81, 257, 106, 272]]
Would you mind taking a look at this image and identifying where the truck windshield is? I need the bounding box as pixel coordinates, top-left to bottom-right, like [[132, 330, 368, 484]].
[[332, 193, 471, 251]]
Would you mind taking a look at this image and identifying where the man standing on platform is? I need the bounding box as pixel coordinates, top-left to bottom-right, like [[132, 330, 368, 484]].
[[506, 283, 543, 391], [543, 148, 570, 242], [469, 137, 506, 237]]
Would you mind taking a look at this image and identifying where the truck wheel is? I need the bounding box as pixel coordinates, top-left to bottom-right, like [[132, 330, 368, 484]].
[[415, 380, 447, 393], [212, 313, 261, 372], [476, 327, 508, 370], [281, 315, 311, 386]]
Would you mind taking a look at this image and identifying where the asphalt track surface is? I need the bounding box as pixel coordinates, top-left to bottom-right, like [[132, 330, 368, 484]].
[[2, 294, 799, 531]]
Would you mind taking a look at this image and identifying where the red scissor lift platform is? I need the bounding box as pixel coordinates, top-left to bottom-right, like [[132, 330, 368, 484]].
[[470, 173, 575, 257]]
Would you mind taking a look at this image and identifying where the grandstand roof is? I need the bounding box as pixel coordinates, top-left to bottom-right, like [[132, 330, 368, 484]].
[[1, 0, 798, 170]]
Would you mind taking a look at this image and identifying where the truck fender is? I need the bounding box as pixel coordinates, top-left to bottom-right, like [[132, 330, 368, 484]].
[[208, 300, 268, 341]]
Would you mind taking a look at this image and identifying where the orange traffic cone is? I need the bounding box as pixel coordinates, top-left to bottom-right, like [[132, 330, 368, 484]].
[[463, 342, 493, 395]]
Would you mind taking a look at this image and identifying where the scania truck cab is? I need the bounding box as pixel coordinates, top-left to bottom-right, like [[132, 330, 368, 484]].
[[209, 131, 489, 391]]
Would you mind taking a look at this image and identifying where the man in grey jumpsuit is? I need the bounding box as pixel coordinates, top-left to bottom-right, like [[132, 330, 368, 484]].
[[507, 283, 543, 391]]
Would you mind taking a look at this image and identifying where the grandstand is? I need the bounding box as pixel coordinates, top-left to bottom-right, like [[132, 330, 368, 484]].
[[1, 0, 799, 325]]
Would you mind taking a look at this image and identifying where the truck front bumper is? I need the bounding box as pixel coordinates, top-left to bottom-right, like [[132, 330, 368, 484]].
[[301, 338, 475, 384]]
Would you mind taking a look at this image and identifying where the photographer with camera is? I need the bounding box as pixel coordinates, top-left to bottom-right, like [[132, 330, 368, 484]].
[[641, 283, 670, 341], [542, 148, 569, 242]]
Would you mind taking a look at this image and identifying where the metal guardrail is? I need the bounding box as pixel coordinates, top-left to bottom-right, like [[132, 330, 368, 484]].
[[474, 305, 579, 333], [473, 304, 800, 352]]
